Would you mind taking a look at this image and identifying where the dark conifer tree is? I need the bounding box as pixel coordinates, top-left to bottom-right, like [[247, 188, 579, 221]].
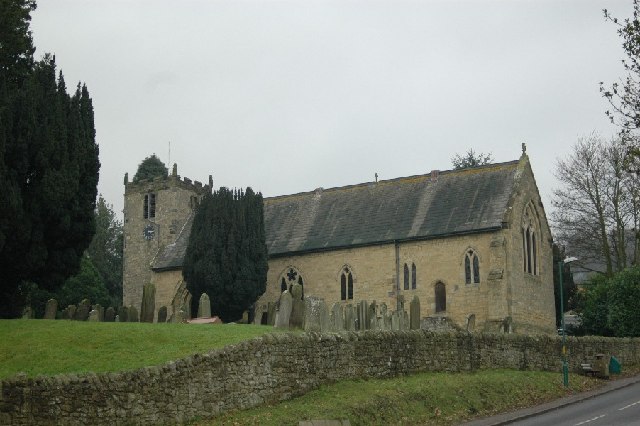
[[183, 187, 268, 322], [132, 154, 168, 182], [0, 2, 100, 317]]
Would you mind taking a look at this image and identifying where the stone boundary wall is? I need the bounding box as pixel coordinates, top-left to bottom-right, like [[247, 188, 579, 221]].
[[2, 331, 639, 425]]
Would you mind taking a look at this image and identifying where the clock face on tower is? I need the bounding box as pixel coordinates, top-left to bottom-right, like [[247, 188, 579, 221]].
[[143, 224, 155, 240]]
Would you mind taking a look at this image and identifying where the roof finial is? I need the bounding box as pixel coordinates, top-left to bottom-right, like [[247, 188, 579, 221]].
[[375, 172, 378, 183], [522, 143, 527, 155]]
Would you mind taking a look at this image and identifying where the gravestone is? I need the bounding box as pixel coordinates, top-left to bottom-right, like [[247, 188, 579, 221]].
[[128, 306, 139, 322], [275, 291, 293, 329], [368, 301, 377, 330], [93, 304, 104, 322], [66, 305, 77, 320], [330, 302, 344, 331], [157, 306, 168, 323], [303, 296, 327, 332], [140, 283, 156, 323], [391, 311, 400, 331], [380, 303, 390, 330], [466, 314, 476, 332], [21, 306, 33, 319], [75, 299, 91, 321], [114, 314, 120, 322], [117, 306, 128, 322], [289, 283, 305, 328], [198, 293, 211, 318], [44, 299, 58, 320], [267, 302, 276, 326], [410, 296, 421, 330], [357, 300, 368, 331], [88, 309, 100, 322], [345, 304, 356, 331], [104, 307, 116, 322]]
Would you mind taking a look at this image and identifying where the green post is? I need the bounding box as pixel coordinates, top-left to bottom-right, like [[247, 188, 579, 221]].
[[558, 259, 569, 387]]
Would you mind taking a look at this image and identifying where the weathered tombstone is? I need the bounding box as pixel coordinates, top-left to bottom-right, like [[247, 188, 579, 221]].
[[466, 314, 476, 332], [140, 283, 156, 323], [104, 307, 116, 322], [403, 310, 409, 330], [128, 305, 139, 322], [380, 303, 391, 330], [74, 299, 91, 321], [320, 300, 330, 332], [114, 314, 120, 322], [21, 306, 33, 319], [391, 311, 400, 331], [93, 304, 104, 322], [88, 309, 100, 322], [410, 296, 421, 330], [117, 306, 128, 322], [303, 296, 326, 332], [368, 301, 377, 330], [66, 305, 77, 320], [157, 306, 168, 323], [241, 311, 249, 324], [275, 291, 293, 329], [330, 302, 344, 331], [44, 299, 58, 320], [267, 302, 276, 326], [357, 300, 368, 331], [345, 304, 356, 331], [289, 284, 305, 328], [198, 293, 211, 318], [175, 309, 186, 323]]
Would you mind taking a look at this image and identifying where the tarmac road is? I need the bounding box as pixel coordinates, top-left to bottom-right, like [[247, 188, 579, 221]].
[[465, 374, 640, 426]]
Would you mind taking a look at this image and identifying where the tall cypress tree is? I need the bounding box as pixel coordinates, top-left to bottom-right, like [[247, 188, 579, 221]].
[[0, 3, 100, 317], [183, 187, 268, 322]]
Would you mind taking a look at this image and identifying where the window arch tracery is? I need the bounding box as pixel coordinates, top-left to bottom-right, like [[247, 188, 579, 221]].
[[523, 201, 540, 275], [340, 265, 354, 301], [278, 266, 304, 296], [464, 249, 480, 284]]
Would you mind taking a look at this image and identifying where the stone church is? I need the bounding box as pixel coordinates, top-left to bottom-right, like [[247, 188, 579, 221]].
[[122, 146, 555, 334]]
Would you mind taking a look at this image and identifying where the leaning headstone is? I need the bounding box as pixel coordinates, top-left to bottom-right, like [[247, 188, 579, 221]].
[[88, 309, 100, 322], [345, 304, 356, 331], [303, 296, 326, 332], [44, 299, 58, 320], [118, 306, 129, 322], [198, 293, 211, 318], [157, 306, 168, 323], [275, 291, 293, 329], [104, 307, 116, 322], [289, 283, 305, 328], [410, 296, 421, 330], [75, 299, 91, 321], [140, 283, 156, 323], [330, 302, 344, 331], [128, 306, 139, 322]]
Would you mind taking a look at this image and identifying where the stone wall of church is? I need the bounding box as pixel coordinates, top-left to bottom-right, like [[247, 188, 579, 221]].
[[503, 159, 556, 334], [258, 230, 516, 332], [123, 175, 208, 310]]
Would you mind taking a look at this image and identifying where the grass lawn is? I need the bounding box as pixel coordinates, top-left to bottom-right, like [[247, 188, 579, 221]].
[[0, 319, 279, 379], [204, 369, 610, 426]]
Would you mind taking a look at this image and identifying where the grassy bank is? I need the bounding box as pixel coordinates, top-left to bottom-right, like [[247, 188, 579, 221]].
[[205, 369, 608, 425], [0, 319, 277, 379]]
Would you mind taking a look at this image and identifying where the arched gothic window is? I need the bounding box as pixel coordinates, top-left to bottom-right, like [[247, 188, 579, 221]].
[[403, 263, 410, 290], [465, 250, 480, 284], [279, 267, 304, 295], [411, 263, 417, 289], [523, 202, 539, 275], [435, 282, 446, 313], [340, 266, 354, 301]]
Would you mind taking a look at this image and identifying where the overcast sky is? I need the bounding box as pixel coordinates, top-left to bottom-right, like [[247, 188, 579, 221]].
[[30, 0, 631, 219]]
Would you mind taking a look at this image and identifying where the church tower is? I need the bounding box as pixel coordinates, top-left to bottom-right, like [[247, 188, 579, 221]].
[[122, 163, 211, 310]]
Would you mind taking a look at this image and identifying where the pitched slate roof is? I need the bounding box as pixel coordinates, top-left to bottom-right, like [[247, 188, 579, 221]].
[[153, 158, 523, 270], [265, 160, 521, 257]]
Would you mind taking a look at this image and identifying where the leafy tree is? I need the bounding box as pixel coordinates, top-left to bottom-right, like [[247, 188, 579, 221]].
[[552, 244, 577, 327], [606, 266, 640, 336], [86, 196, 123, 306], [56, 256, 111, 310], [132, 154, 168, 183], [451, 149, 493, 169], [601, 2, 640, 170], [574, 273, 614, 336], [183, 187, 268, 322], [0, 3, 100, 318]]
